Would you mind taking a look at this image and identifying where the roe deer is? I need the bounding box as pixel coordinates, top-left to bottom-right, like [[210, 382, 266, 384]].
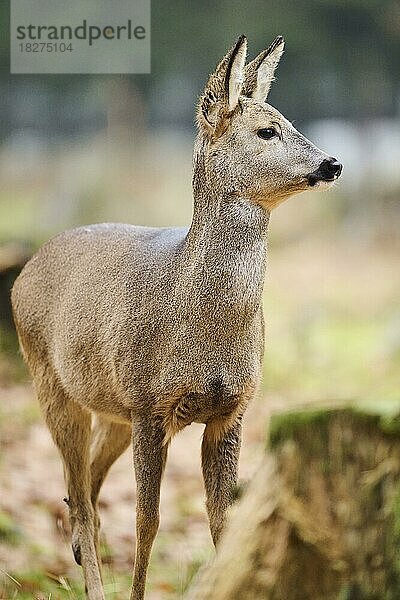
[[11, 35, 342, 600]]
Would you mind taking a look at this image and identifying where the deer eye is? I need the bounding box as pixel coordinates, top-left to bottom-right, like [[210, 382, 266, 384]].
[[257, 127, 277, 140]]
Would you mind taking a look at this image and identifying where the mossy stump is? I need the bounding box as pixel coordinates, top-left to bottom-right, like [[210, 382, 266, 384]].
[[187, 407, 400, 600]]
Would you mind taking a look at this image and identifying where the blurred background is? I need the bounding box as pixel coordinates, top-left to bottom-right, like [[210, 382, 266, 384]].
[[0, 0, 399, 598]]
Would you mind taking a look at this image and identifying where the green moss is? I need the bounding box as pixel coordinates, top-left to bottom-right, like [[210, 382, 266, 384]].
[[269, 408, 344, 449], [268, 404, 400, 450], [352, 401, 400, 437]]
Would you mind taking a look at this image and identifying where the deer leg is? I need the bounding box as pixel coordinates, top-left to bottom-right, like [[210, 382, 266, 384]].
[[201, 418, 242, 546], [130, 416, 168, 600], [90, 417, 132, 565], [90, 417, 132, 506], [37, 379, 104, 600]]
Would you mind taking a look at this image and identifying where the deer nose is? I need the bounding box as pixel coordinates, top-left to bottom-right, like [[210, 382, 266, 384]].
[[326, 158, 343, 177], [307, 157, 343, 186], [318, 157, 343, 179]]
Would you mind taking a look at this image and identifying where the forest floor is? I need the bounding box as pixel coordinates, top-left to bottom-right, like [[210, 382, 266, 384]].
[[0, 234, 399, 599]]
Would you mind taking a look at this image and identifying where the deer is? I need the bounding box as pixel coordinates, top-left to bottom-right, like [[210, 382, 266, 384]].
[[11, 35, 342, 600]]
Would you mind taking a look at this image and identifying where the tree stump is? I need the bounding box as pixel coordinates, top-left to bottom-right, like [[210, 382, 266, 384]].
[[187, 407, 400, 600], [0, 242, 31, 329]]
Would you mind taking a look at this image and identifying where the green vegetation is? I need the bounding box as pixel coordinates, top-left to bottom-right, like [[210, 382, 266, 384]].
[[262, 274, 400, 405], [1, 570, 88, 599], [0, 510, 22, 545], [0, 326, 27, 385]]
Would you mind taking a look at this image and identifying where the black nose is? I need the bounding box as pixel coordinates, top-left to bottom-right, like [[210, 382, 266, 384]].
[[319, 157, 343, 179], [326, 158, 342, 177], [307, 157, 343, 186]]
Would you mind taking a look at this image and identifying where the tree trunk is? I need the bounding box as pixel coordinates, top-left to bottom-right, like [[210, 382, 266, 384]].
[[187, 408, 400, 600]]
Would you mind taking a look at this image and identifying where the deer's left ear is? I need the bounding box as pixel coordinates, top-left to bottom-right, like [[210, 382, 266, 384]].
[[198, 35, 247, 135], [243, 36, 285, 102]]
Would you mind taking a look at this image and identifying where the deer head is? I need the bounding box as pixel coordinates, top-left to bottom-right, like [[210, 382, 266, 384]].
[[195, 35, 342, 210]]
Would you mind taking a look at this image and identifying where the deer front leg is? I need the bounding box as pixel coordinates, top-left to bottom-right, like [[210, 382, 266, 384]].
[[130, 415, 168, 600], [201, 418, 242, 546]]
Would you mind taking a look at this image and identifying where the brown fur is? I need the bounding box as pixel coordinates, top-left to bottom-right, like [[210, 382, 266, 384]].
[[11, 35, 339, 599]]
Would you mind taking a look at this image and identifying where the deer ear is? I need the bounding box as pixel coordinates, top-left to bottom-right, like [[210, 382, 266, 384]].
[[198, 35, 247, 132], [242, 36, 284, 102]]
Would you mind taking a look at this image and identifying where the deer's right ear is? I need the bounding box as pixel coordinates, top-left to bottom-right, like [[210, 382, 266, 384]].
[[197, 35, 247, 136]]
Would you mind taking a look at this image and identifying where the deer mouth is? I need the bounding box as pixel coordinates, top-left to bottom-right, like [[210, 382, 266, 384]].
[[307, 174, 338, 187]]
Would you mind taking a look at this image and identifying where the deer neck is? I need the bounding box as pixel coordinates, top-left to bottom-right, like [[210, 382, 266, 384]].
[[179, 150, 270, 326]]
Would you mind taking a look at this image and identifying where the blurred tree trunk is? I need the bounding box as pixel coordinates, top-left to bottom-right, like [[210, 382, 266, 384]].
[[187, 409, 400, 600], [0, 243, 31, 329]]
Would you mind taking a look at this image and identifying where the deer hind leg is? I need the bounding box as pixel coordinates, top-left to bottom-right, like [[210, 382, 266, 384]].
[[201, 417, 242, 545], [130, 415, 168, 600], [90, 416, 132, 565], [37, 377, 104, 600]]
